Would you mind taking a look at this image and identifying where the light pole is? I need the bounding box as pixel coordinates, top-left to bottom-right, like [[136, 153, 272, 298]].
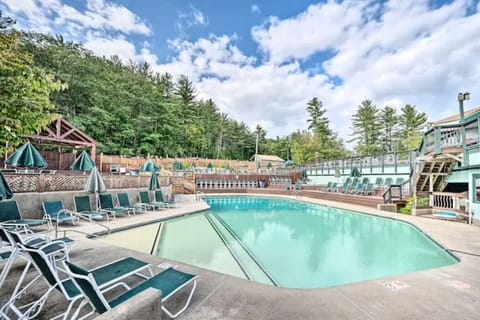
[[458, 92, 470, 123], [255, 133, 259, 172], [458, 92, 470, 166]]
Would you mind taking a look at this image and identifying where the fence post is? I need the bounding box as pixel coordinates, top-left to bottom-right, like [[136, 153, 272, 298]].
[[38, 174, 45, 193], [394, 151, 398, 173], [381, 153, 384, 173], [434, 127, 441, 155]]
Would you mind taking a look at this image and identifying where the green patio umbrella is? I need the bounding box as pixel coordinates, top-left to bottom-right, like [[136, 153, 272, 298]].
[[207, 162, 214, 169], [301, 169, 307, 179], [267, 162, 273, 168], [140, 159, 159, 172], [84, 167, 106, 209], [350, 166, 361, 177], [0, 171, 13, 201], [70, 150, 96, 171], [172, 160, 184, 170], [6, 142, 47, 168], [149, 172, 160, 191]]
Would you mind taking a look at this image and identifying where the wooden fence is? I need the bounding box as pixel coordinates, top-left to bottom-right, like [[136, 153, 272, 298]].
[[98, 155, 265, 172]]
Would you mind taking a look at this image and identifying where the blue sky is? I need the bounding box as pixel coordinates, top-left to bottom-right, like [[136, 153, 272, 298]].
[[1, 0, 480, 140]]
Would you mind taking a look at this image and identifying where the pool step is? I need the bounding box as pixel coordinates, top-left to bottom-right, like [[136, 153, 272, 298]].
[[205, 213, 277, 286]]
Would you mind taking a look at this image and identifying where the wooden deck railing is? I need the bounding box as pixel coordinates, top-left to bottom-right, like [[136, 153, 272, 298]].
[[382, 180, 411, 203], [421, 118, 479, 155], [430, 191, 468, 213]]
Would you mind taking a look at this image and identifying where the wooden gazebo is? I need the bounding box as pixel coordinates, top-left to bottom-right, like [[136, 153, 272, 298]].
[[23, 116, 97, 169]]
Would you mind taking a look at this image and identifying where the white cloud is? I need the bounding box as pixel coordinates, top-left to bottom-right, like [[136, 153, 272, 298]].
[[84, 34, 137, 61], [251, 1, 364, 63], [251, 4, 260, 14], [0, 0, 151, 36], [176, 5, 208, 35], [84, 34, 159, 66], [192, 7, 207, 26]]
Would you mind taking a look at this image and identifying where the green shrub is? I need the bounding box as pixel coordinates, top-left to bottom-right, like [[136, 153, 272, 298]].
[[399, 197, 413, 214]]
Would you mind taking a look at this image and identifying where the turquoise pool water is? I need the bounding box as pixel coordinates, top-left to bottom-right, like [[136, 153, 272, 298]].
[[433, 211, 458, 219], [100, 196, 458, 288]]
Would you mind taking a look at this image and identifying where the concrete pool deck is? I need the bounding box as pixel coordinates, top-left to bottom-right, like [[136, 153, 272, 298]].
[[1, 193, 479, 319]]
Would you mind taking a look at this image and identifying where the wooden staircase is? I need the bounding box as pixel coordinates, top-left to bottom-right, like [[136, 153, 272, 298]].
[[171, 171, 196, 194], [414, 158, 456, 193]]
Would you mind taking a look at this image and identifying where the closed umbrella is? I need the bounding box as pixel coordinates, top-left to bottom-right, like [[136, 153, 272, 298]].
[[350, 167, 361, 177], [0, 171, 13, 201], [84, 167, 106, 209], [149, 172, 160, 191], [6, 142, 47, 168], [140, 159, 159, 172], [301, 169, 307, 179], [70, 150, 96, 171], [335, 167, 341, 182]]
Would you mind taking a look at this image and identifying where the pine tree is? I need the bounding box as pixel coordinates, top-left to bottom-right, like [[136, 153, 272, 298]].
[[379, 106, 399, 153], [350, 100, 382, 156], [399, 104, 427, 152]]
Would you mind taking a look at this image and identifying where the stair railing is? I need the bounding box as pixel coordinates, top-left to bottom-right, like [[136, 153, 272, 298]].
[[382, 179, 411, 204]]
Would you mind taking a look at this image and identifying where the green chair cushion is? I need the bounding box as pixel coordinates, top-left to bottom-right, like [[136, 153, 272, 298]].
[[0, 251, 12, 260], [54, 214, 78, 222], [54, 237, 74, 244], [90, 257, 149, 286], [61, 278, 82, 299], [41, 242, 67, 255], [109, 267, 196, 308], [105, 207, 129, 214], [7, 219, 47, 226], [80, 211, 106, 217]]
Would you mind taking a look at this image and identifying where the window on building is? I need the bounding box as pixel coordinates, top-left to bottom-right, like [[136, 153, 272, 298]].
[[474, 174, 480, 203]]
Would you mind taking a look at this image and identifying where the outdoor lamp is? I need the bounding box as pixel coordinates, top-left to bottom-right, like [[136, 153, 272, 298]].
[[458, 92, 470, 101]]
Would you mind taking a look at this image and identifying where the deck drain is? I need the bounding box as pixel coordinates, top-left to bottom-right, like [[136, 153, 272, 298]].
[[383, 280, 409, 291], [158, 262, 178, 269]]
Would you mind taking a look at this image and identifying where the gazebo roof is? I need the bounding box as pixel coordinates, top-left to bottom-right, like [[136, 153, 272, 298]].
[[23, 116, 97, 149]]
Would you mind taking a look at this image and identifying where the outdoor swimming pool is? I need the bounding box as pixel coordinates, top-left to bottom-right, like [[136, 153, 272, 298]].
[[99, 196, 458, 288]]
